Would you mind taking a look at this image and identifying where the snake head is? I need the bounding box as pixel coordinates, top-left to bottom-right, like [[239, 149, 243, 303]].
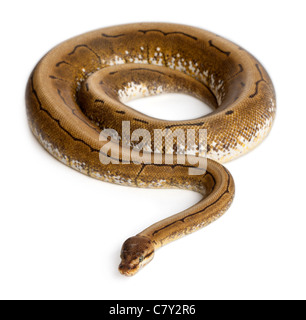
[[119, 236, 155, 276]]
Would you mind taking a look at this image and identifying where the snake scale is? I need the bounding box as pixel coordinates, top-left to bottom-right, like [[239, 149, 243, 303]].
[[26, 23, 276, 276]]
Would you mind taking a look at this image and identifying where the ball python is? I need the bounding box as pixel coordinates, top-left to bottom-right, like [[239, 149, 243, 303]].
[[26, 23, 276, 276]]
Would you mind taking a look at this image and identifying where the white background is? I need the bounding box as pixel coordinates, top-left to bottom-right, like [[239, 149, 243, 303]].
[[1, 0, 305, 300]]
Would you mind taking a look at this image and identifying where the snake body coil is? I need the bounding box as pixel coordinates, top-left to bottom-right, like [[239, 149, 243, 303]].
[[26, 23, 276, 276]]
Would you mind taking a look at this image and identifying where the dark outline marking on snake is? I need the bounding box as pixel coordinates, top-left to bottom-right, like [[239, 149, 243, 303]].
[[228, 64, 244, 81], [129, 68, 166, 76], [208, 40, 231, 56], [95, 99, 105, 104], [138, 29, 198, 41], [68, 44, 102, 64], [165, 121, 205, 129], [133, 118, 149, 125], [249, 64, 266, 98], [55, 61, 78, 70], [102, 33, 126, 38], [49, 75, 69, 83], [135, 163, 146, 187]]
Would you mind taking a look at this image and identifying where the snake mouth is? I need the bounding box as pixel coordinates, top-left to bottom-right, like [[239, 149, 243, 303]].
[[118, 262, 140, 277]]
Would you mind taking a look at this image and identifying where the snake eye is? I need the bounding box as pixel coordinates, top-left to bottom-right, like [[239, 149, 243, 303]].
[[139, 256, 144, 263]]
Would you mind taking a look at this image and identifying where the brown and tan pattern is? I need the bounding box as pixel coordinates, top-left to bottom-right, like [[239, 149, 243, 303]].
[[26, 23, 276, 276]]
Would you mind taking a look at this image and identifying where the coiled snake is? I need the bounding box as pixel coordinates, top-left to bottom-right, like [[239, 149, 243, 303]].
[[26, 23, 276, 276]]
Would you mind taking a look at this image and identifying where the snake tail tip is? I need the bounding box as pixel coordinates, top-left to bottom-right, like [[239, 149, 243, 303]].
[[118, 235, 155, 276]]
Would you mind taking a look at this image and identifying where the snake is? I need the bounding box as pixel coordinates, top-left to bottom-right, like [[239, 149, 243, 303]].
[[26, 22, 276, 276]]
